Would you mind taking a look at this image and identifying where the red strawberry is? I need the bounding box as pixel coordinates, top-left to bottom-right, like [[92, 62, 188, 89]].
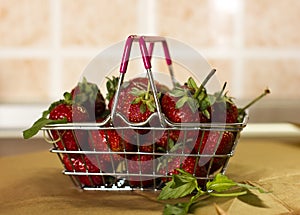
[[49, 103, 89, 150], [108, 76, 163, 142], [107, 76, 168, 116], [22, 92, 89, 143], [138, 141, 154, 153], [107, 76, 148, 111], [71, 77, 106, 120], [127, 154, 156, 187], [210, 82, 239, 123], [62, 154, 104, 186], [158, 148, 207, 186], [88, 128, 136, 172], [153, 129, 180, 152], [161, 76, 213, 124], [161, 90, 198, 123], [193, 131, 235, 172], [160, 78, 210, 150]]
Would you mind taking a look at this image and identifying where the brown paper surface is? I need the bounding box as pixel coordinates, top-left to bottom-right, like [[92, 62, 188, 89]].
[[0, 138, 299, 215]]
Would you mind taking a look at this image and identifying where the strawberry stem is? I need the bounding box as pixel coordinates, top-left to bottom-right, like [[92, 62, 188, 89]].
[[239, 88, 271, 113], [193, 69, 216, 99], [145, 80, 151, 100], [216, 82, 227, 101]]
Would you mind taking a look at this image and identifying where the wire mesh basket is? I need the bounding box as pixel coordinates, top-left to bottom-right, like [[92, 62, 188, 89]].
[[42, 35, 248, 191]]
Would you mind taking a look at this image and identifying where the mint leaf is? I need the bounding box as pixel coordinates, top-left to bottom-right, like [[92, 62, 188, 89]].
[[158, 171, 268, 215], [187, 77, 198, 91], [175, 96, 188, 109], [23, 117, 67, 139], [158, 169, 198, 200], [236, 183, 268, 194], [163, 203, 189, 215], [206, 173, 237, 192]]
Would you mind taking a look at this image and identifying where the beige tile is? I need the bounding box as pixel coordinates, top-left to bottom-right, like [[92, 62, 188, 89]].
[[207, 58, 234, 94], [62, 57, 92, 92], [61, 0, 139, 48], [157, 0, 235, 49], [0, 0, 50, 47], [243, 59, 300, 99], [0, 59, 50, 103], [244, 0, 300, 47]]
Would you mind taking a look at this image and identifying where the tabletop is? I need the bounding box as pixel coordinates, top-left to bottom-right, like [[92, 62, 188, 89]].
[[0, 137, 299, 215]]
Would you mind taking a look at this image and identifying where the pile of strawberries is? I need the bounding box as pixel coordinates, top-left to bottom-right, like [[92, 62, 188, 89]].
[[23, 73, 269, 189]]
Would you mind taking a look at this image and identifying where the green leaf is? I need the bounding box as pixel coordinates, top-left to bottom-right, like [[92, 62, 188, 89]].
[[158, 169, 198, 200], [132, 97, 141, 104], [175, 96, 189, 109], [206, 173, 237, 192], [186, 97, 199, 113], [236, 183, 268, 193], [187, 77, 198, 91], [169, 88, 186, 97], [209, 190, 248, 197], [146, 100, 156, 112], [22, 117, 67, 139], [139, 103, 147, 114], [163, 203, 188, 215], [130, 87, 146, 97]]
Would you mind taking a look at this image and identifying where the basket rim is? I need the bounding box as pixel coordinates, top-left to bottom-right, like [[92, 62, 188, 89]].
[[42, 110, 249, 131]]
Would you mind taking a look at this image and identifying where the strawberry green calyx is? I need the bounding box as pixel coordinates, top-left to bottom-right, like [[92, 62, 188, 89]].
[[169, 86, 199, 113], [130, 87, 161, 113], [72, 77, 98, 105], [43, 92, 72, 117], [179, 76, 211, 119], [105, 76, 119, 101]]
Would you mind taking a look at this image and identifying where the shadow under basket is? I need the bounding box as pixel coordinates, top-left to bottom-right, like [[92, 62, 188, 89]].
[[42, 113, 248, 191]]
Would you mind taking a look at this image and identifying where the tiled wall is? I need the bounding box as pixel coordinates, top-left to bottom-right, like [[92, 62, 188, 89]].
[[1, 0, 300, 125]]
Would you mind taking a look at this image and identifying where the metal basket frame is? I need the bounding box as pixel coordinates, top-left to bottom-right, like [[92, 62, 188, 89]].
[[42, 35, 248, 191]]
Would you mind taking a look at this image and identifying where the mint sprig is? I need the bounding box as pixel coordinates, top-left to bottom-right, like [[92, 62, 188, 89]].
[[22, 117, 67, 139], [22, 92, 71, 139], [158, 171, 267, 215]]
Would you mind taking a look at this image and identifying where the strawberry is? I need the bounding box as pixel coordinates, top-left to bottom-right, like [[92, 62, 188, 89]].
[[127, 154, 156, 187], [107, 76, 168, 115], [210, 82, 239, 123], [137, 139, 155, 153], [62, 154, 104, 186], [88, 128, 136, 172], [23, 92, 90, 146], [192, 131, 235, 171], [161, 76, 213, 124], [106, 76, 148, 111], [71, 77, 106, 121], [161, 87, 198, 123], [107, 76, 164, 144], [49, 102, 89, 151], [153, 129, 180, 152], [160, 77, 212, 152], [158, 147, 208, 187]]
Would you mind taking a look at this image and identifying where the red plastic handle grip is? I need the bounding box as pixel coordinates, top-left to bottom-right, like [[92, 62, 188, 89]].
[[119, 35, 134, 74], [139, 36, 152, 69], [119, 35, 173, 73]]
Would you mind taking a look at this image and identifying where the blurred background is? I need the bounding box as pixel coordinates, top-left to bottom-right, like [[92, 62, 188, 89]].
[[0, 0, 300, 138]]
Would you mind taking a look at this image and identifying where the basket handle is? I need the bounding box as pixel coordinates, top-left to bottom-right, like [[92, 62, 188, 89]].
[[119, 35, 173, 73], [112, 35, 174, 127]]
